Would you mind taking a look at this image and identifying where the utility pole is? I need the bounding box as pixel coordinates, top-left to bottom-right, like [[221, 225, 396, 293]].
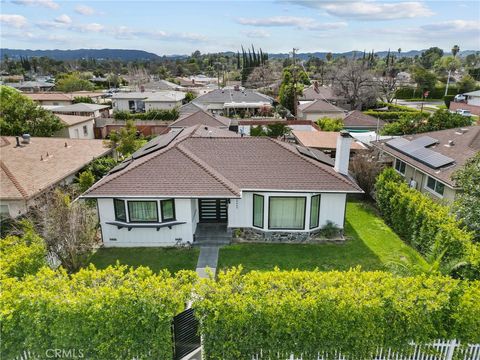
[[292, 48, 299, 119]]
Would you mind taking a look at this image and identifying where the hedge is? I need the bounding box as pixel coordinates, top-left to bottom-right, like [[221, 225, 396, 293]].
[[1, 265, 196, 359], [395, 86, 458, 100], [363, 110, 429, 121], [194, 268, 480, 360], [375, 168, 476, 264], [113, 108, 179, 121]]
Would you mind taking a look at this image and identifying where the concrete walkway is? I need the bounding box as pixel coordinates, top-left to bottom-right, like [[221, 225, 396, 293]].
[[195, 246, 219, 278]]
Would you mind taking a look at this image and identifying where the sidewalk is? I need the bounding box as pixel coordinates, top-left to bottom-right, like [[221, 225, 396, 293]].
[[195, 246, 219, 279]]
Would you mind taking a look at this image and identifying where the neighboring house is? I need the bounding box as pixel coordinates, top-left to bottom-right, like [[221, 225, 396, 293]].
[[5, 81, 54, 92], [238, 119, 319, 136], [300, 83, 339, 102], [0, 136, 111, 219], [449, 90, 480, 116], [292, 130, 367, 156], [82, 125, 362, 247], [169, 110, 231, 129], [51, 103, 110, 118], [94, 118, 170, 139], [373, 126, 480, 203], [192, 88, 274, 116], [23, 93, 73, 106], [343, 110, 385, 131], [55, 114, 95, 139], [112, 91, 185, 112], [464, 90, 480, 106], [297, 99, 346, 121], [142, 79, 185, 92], [179, 102, 207, 116]]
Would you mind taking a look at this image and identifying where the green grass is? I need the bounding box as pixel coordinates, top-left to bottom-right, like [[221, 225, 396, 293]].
[[217, 201, 423, 272], [88, 247, 199, 273]]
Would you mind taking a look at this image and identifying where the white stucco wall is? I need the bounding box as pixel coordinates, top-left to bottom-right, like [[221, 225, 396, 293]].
[[113, 99, 145, 112], [0, 200, 27, 218], [145, 100, 182, 111], [98, 198, 195, 247], [56, 120, 95, 139], [467, 96, 480, 106]]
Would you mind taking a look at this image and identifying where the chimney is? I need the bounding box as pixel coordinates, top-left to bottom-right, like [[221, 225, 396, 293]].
[[334, 130, 353, 176]]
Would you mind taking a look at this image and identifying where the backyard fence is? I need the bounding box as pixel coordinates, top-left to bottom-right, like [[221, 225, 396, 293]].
[[252, 340, 480, 360]]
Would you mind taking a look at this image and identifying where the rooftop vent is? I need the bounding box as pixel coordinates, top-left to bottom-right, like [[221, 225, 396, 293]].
[[447, 140, 455, 147], [21, 134, 31, 144]]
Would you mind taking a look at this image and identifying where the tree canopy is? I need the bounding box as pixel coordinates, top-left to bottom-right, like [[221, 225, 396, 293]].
[[0, 86, 64, 136]]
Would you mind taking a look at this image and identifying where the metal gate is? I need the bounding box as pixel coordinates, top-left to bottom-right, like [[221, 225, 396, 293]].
[[199, 199, 228, 222], [172, 308, 201, 360]]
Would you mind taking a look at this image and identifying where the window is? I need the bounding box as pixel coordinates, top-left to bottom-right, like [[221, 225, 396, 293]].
[[425, 176, 445, 196], [310, 195, 321, 229], [127, 201, 158, 222], [253, 194, 264, 228], [268, 197, 306, 230], [113, 199, 126, 222], [161, 199, 175, 221], [83, 125, 88, 136], [0, 204, 10, 220], [394, 159, 406, 175]]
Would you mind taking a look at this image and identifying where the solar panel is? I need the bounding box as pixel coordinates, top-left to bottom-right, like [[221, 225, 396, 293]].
[[297, 146, 335, 166], [131, 129, 183, 160], [109, 159, 132, 174], [411, 136, 438, 148]]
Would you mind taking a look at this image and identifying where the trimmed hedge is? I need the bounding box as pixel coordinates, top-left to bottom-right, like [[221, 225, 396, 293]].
[[113, 108, 179, 121], [1, 266, 196, 359], [363, 110, 429, 121], [194, 268, 480, 360], [395, 86, 458, 100], [375, 168, 476, 263]]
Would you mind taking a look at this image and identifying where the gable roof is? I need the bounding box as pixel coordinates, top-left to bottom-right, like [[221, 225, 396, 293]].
[[344, 110, 385, 128], [194, 88, 273, 105], [169, 110, 231, 128], [23, 93, 73, 102], [0, 136, 111, 201], [293, 130, 367, 151], [51, 103, 110, 113], [179, 102, 206, 115], [301, 84, 339, 101], [143, 91, 185, 102], [298, 99, 345, 114], [374, 126, 480, 187], [83, 125, 362, 198], [56, 114, 94, 126]]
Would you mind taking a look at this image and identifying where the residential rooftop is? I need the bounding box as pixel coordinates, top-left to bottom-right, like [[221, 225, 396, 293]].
[[292, 130, 367, 151], [55, 114, 94, 126], [300, 84, 340, 101], [51, 103, 110, 113], [169, 110, 231, 128], [298, 99, 345, 114], [343, 110, 385, 128], [194, 88, 273, 104]]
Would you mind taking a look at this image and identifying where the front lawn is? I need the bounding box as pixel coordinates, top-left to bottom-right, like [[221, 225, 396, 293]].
[[88, 247, 199, 273], [217, 201, 423, 272]]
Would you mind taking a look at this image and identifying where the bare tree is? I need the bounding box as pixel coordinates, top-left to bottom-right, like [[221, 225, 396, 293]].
[[332, 60, 378, 110], [245, 64, 281, 89], [350, 150, 384, 199]]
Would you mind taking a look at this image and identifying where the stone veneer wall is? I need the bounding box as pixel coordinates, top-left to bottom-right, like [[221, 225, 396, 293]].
[[232, 227, 344, 243]]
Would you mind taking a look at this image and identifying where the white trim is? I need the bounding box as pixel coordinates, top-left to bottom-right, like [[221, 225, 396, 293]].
[[423, 176, 445, 198]]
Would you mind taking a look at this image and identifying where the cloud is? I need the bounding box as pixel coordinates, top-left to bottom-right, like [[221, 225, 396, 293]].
[[55, 14, 72, 25], [74, 23, 105, 32], [75, 5, 95, 16], [111, 26, 207, 42], [237, 16, 346, 31], [421, 20, 480, 32], [0, 14, 28, 28], [242, 29, 271, 38], [1, 30, 67, 43], [12, 0, 59, 10], [286, 1, 433, 20]]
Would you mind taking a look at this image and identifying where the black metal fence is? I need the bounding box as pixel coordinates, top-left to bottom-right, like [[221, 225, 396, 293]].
[[172, 308, 201, 360]]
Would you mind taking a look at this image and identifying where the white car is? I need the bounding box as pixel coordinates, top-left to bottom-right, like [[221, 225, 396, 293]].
[[454, 94, 466, 102], [455, 109, 472, 117]]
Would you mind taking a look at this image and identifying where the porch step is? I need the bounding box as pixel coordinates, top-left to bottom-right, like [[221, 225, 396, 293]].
[[194, 223, 232, 246]]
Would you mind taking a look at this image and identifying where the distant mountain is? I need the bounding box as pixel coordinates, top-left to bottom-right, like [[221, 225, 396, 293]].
[[0, 48, 161, 61]]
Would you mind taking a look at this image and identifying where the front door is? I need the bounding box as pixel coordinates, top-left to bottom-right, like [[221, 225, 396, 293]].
[[199, 199, 228, 222]]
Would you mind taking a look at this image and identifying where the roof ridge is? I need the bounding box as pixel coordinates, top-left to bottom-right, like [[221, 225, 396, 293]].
[[176, 143, 240, 196], [0, 160, 29, 199], [269, 138, 362, 191]]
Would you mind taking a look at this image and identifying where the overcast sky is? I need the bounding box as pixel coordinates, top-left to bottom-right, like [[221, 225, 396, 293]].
[[1, 0, 479, 55]]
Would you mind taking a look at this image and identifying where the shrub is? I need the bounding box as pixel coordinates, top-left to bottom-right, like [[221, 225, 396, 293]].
[[72, 96, 94, 104], [319, 221, 341, 238], [130, 108, 179, 121], [1, 265, 196, 359], [363, 110, 429, 121], [194, 268, 480, 359], [444, 95, 455, 108], [316, 117, 344, 131], [395, 86, 458, 100], [113, 110, 131, 120]]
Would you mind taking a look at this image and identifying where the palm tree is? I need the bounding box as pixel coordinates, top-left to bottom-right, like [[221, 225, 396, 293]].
[[445, 45, 460, 96]]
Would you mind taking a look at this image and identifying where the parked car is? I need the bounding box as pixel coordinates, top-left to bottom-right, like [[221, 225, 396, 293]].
[[455, 109, 472, 117], [454, 94, 466, 102]]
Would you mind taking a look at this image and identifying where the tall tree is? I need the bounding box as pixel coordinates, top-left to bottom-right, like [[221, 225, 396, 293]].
[[445, 45, 460, 96], [105, 120, 146, 159]]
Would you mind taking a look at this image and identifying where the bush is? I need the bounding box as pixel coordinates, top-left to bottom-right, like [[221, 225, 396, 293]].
[[319, 221, 341, 238], [1, 265, 196, 359], [113, 110, 131, 120], [444, 95, 455, 108], [375, 168, 477, 271], [316, 117, 343, 131], [72, 96, 94, 104], [194, 268, 480, 359], [363, 110, 428, 121], [131, 108, 179, 121], [395, 86, 458, 100]]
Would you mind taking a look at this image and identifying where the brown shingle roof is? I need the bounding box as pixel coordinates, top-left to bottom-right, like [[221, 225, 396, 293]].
[[24, 93, 73, 102], [56, 114, 94, 126], [374, 126, 480, 187], [83, 125, 362, 198], [301, 84, 339, 101], [344, 110, 385, 128], [0, 136, 112, 200], [169, 110, 231, 128], [298, 99, 344, 114], [292, 130, 367, 151]]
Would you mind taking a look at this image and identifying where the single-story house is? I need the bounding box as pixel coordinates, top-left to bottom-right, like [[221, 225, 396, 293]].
[[300, 83, 340, 102], [50, 103, 110, 119], [449, 90, 480, 116], [297, 99, 346, 121], [5, 81, 54, 92], [142, 79, 185, 92], [464, 89, 480, 106], [169, 110, 231, 129], [373, 126, 480, 203], [343, 110, 385, 131], [193, 88, 274, 116], [0, 136, 111, 219], [112, 91, 185, 112], [179, 102, 207, 116], [55, 114, 95, 139], [292, 130, 367, 156], [82, 125, 362, 247], [23, 93, 74, 106]]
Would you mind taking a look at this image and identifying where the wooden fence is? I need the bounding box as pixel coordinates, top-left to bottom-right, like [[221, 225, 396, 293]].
[[252, 340, 480, 360]]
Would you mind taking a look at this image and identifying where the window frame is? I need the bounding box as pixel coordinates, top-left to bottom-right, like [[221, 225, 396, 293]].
[[113, 199, 127, 222], [268, 196, 306, 230], [83, 125, 88, 136], [160, 199, 176, 222], [394, 159, 406, 175], [252, 194, 264, 229], [424, 176, 445, 197], [309, 194, 321, 229], [127, 200, 159, 223]]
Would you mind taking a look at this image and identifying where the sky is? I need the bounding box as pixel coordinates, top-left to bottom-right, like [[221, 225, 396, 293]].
[[1, 0, 479, 55]]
